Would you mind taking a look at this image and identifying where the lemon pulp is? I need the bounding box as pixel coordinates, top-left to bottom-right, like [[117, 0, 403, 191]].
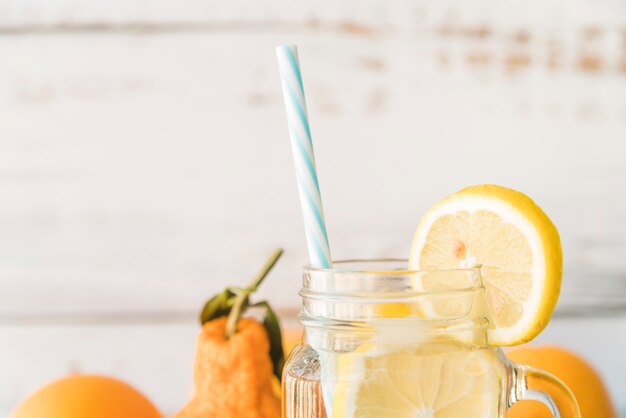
[[409, 184, 562, 345], [330, 341, 505, 418]]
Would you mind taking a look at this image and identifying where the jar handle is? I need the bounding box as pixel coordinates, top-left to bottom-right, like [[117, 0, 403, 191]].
[[509, 363, 581, 418]]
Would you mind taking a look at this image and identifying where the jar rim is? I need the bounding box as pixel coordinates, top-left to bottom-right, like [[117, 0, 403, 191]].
[[304, 258, 481, 275], [299, 259, 488, 341], [302, 258, 483, 299]]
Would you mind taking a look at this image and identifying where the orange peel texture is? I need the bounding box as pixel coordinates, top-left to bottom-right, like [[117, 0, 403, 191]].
[[173, 317, 281, 418]]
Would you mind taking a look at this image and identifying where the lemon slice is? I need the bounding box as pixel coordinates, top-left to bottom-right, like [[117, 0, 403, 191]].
[[331, 342, 504, 418], [409, 184, 562, 346]]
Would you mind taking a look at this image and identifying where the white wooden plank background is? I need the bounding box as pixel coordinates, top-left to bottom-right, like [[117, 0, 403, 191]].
[[1, 0, 625, 415]]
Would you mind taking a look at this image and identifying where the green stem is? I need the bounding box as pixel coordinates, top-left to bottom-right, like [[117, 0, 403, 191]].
[[248, 248, 284, 291], [225, 294, 248, 339], [224, 248, 284, 338]]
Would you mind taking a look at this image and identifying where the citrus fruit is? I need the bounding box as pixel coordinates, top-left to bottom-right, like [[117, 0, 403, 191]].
[[506, 346, 618, 418], [331, 342, 505, 418], [282, 325, 303, 357], [11, 375, 162, 418], [409, 184, 562, 345], [272, 324, 304, 397]]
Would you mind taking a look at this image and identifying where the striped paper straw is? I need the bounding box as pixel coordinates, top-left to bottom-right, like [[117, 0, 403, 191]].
[[276, 44, 332, 268]]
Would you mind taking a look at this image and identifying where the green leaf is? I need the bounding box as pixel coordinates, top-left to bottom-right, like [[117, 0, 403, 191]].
[[254, 300, 285, 379], [199, 289, 236, 325]]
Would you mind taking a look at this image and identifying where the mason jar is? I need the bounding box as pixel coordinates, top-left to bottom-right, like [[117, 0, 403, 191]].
[[283, 259, 580, 418]]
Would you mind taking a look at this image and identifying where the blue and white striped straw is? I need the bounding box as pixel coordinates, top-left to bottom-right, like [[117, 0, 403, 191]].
[[276, 44, 332, 268]]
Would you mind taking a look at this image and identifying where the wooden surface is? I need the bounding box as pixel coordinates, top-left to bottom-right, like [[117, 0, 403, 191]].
[[1, 0, 625, 415]]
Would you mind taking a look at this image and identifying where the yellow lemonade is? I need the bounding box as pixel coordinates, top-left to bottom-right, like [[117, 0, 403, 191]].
[[284, 328, 507, 418]]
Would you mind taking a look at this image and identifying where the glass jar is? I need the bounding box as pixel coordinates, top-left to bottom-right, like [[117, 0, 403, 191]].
[[283, 259, 580, 418]]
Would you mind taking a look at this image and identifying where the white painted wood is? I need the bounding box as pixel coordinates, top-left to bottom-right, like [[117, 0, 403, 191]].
[[1, 0, 625, 28], [1, 30, 625, 316], [1, 316, 625, 416]]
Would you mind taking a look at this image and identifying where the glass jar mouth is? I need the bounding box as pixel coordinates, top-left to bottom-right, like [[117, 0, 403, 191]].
[[304, 258, 481, 274], [302, 258, 483, 300], [299, 258, 487, 329]]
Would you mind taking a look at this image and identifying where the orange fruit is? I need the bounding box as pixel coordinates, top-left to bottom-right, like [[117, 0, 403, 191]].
[[272, 324, 304, 397], [506, 346, 618, 418], [11, 374, 163, 418], [282, 325, 303, 358]]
